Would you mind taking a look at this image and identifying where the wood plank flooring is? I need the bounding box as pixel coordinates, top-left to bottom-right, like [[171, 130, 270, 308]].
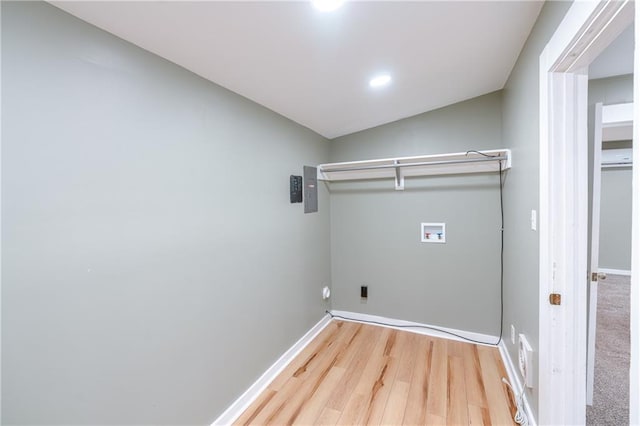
[[234, 320, 516, 425]]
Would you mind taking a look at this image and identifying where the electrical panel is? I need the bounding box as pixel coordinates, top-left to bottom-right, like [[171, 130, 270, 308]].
[[303, 166, 318, 213]]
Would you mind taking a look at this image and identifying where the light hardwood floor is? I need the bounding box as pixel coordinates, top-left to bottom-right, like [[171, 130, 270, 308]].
[[234, 320, 516, 425]]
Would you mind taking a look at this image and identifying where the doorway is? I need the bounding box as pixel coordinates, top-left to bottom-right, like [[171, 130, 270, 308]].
[[538, 1, 637, 424], [585, 66, 633, 423]]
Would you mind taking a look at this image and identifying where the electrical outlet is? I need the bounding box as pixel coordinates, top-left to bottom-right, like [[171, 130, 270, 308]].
[[519, 334, 534, 388], [511, 324, 516, 345], [360, 285, 368, 298]]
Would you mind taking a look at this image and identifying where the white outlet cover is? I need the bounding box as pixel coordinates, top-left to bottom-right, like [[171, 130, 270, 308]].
[[511, 324, 516, 345], [322, 286, 331, 300], [530, 209, 537, 231], [518, 333, 534, 388]]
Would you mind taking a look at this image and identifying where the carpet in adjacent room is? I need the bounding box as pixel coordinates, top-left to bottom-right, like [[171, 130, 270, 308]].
[[586, 274, 630, 426]]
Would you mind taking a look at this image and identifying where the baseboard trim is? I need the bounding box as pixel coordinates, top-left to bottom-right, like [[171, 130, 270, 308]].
[[599, 268, 631, 276], [211, 313, 332, 426], [329, 310, 498, 346], [498, 341, 537, 426]]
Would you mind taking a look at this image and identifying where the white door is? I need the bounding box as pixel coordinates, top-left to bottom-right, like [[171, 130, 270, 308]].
[[586, 102, 603, 406]]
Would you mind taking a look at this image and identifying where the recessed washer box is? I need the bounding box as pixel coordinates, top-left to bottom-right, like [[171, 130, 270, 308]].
[[421, 223, 446, 243]]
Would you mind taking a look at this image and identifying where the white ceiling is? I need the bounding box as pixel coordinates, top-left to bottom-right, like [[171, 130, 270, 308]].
[[590, 24, 634, 80], [51, 1, 544, 139]]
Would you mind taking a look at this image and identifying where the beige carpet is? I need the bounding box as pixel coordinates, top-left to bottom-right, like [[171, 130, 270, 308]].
[[586, 274, 630, 426]]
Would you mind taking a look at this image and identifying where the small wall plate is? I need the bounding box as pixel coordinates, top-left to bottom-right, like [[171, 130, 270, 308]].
[[421, 223, 446, 243]]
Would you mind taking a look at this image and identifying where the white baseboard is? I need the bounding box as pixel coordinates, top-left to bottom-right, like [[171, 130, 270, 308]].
[[329, 310, 498, 346], [498, 341, 537, 426], [599, 268, 631, 276], [211, 313, 332, 426]]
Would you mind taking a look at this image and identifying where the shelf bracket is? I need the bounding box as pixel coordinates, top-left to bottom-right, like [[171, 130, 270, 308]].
[[394, 160, 404, 190]]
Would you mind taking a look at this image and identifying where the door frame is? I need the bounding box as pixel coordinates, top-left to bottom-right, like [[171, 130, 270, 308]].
[[586, 102, 603, 407], [538, 0, 634, 424], [633, 15, 640, 424]]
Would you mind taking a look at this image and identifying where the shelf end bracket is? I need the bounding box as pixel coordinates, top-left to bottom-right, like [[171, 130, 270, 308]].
[[394, 160, 404, 190]]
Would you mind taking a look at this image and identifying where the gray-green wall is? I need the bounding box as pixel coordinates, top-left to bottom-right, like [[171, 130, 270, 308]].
[[327, 4, 575, 422], [2, 1, 601, 424], [329, 2, 573, 420], [328, 92, 504, 335], [588, 75, 634, 272], [500, 0, 572, 417], [589, 74, 634, 105], [599, 166, 633, 271], [1, 2, 330, 424]]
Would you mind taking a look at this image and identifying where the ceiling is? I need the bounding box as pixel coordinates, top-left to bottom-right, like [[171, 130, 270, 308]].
[[51, 1, 544, 139], [590, 24, 634, 80]]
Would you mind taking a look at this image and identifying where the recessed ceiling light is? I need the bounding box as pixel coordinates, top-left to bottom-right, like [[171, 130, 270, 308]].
[[312, 0, 344, 12], [369, 74, 392, 88]]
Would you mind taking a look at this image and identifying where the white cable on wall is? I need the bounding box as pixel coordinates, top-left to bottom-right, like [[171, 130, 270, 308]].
[[502, 377, 529, 426]]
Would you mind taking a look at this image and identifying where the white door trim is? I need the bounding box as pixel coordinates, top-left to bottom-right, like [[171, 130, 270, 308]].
[[631, 10, 639, 424], [586, 103, 604, 406], [538, 1, 633, 424]]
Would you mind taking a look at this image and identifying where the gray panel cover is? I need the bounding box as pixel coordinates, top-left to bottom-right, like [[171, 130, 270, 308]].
[[304, 166, 318, 213]]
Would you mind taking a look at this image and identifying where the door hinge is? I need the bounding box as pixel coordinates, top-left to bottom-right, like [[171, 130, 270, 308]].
[[549, 293, 562, 305]]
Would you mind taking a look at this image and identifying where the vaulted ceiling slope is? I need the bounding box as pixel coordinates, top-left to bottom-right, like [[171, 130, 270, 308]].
[[51, 1, 544, 139]]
